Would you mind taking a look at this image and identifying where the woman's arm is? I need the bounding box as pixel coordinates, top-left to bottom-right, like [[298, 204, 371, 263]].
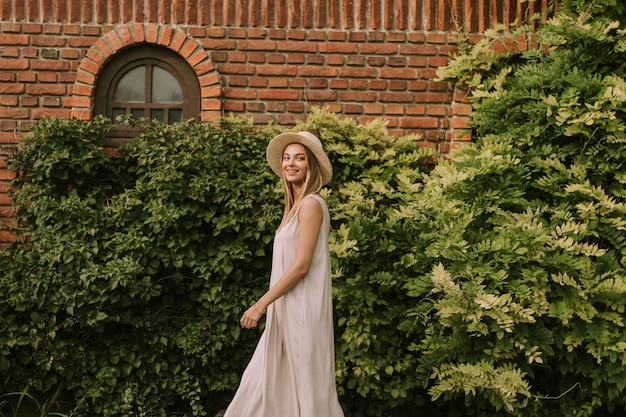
[[240, 197, 323, 329]]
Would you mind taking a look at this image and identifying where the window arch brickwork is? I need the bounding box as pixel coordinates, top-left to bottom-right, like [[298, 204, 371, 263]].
[[70, 23, 221, 122]]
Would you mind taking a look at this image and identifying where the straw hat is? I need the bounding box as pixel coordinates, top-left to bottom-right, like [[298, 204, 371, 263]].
[[266, 131, 333, 185]]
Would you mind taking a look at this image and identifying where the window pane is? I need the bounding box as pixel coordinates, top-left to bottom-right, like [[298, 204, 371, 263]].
[[114, 66, 146, 102], [169, 109, 183, 124], [152, 109, 164, 122], [131, 108, 144, 118], [152, 66, 183, 103], [112, 108, 125, 120]]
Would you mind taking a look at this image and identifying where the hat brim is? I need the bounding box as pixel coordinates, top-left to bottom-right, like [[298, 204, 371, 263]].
[[266, 132, 333, 185]]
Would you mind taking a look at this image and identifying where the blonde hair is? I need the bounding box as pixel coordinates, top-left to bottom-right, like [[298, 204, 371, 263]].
[[280, 145, 324, 228]]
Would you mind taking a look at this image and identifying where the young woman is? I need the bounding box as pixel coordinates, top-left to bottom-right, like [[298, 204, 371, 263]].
[[223, 131, 344, 417]]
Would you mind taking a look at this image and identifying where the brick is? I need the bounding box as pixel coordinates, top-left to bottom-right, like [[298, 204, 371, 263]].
[[408, 56, 427, 67], [407, 104, 425, 115], [83, 25, 101, 36], [0, 108, 29, 118], [246, 102, 265, 112], [228, 76, 248, 87], [277, 41, 316, 53], [276, 113, 307, 125], [319, 43, 358, 54], [77, 59, 99, 75], [388, 57, 407, 67], [368, 32, 385, 42], [307, 31, 326, 41], [339, 67, 377, 78], [326, 55, 344, 65], [400, 117, 439, 128], [0, 47, 17, 58], [286, 102, 305, 112], [248, 28, 267, 39], [306, 90, 338, 101], [339, 91, 376, 102], [259, 90, 299, 100], [349, 32, 366, 42], [248, 53, 267, 63], [328, 32, 346, 41], [363, 103, 383, 114], [426, 33, 447, 44], [69, 96, 92, 108], [290, 79, 306, 89], [33, 108, 70, 120], [198, 71, 219, 86], [224, 101, 245, 112], [269, 78, 289, 87], [0, 96, 18, 106], [0, 59, 28, 70], [0, 34, 29, 45], [399, 44, 437, 55], [366, 56, 385, 67], [38, 72, 58, 82], [389, 80, 408, 91], [330, 79, 348, 89], [20, 96, 38, 106], [350, 79, 367, 90], [287, 30, 306, 40], [268, 29, 287, 40], [180, 40, 200, 58], [0, 83, 25, 94], [414, 92, 453, 102], [188, 49, 209, 67], [267, 102, 286, 112], [308, 79, 327, 89], [249, 77, 268, 87], [71, 83, 93, 96], [201, 86, 222, 98], [26, 84, 66, 95], [451, 103, 472, 116], [0, 23, 21, 33], [23, 23, 42, 33], [218, 64, 256, 75], [426, 105, 447, 116], [268, 54, 286, 64], [344, 103, 363, 114], [201, 39, 237, 50], [224, 88, 257, 99], [408, 80, 428, 91], [229, 52, 246, 62], [302, 54, 322, 65], [239, 40, 275, 51], [359, 43, 396, 54], [60, 49, 80, 59], [407, 32, 426, 43], [369, 80, 387, 90], [419, 68, 438, 79], [298, 66, 338, 77], [347, 56, 365, 66], [42, 96, 62, 107], [385, 104, 405, 115], [428, 57, 448, 67], [379, 92, 414, 102], [380, 68, 418, 79], [207, 27, 227, 38], [257, 65, 296, 76]]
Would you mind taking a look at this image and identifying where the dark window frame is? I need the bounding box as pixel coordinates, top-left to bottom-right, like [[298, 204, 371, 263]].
[[94, 45, 201, 146]]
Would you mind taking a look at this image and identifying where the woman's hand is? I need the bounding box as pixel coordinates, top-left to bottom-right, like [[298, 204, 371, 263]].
[[240, 304, 265, 329]]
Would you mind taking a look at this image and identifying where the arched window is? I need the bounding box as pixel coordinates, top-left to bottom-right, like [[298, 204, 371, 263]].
[[95, 45, 201, 143]]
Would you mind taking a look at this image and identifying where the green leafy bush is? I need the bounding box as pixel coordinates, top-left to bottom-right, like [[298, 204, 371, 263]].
[[0, 111, 436, 417], [409, 7, 626, 417], [1, 116, 282, 416]]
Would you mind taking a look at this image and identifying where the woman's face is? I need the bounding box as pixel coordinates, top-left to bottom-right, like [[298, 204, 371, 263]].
[[281, 143, 308, 185]]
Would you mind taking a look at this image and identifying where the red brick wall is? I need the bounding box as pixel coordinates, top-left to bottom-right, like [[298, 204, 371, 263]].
[[0, 0, 556, 243]]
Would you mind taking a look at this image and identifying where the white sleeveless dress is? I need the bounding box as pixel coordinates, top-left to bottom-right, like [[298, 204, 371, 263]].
[[224, 194, 344, 417]]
